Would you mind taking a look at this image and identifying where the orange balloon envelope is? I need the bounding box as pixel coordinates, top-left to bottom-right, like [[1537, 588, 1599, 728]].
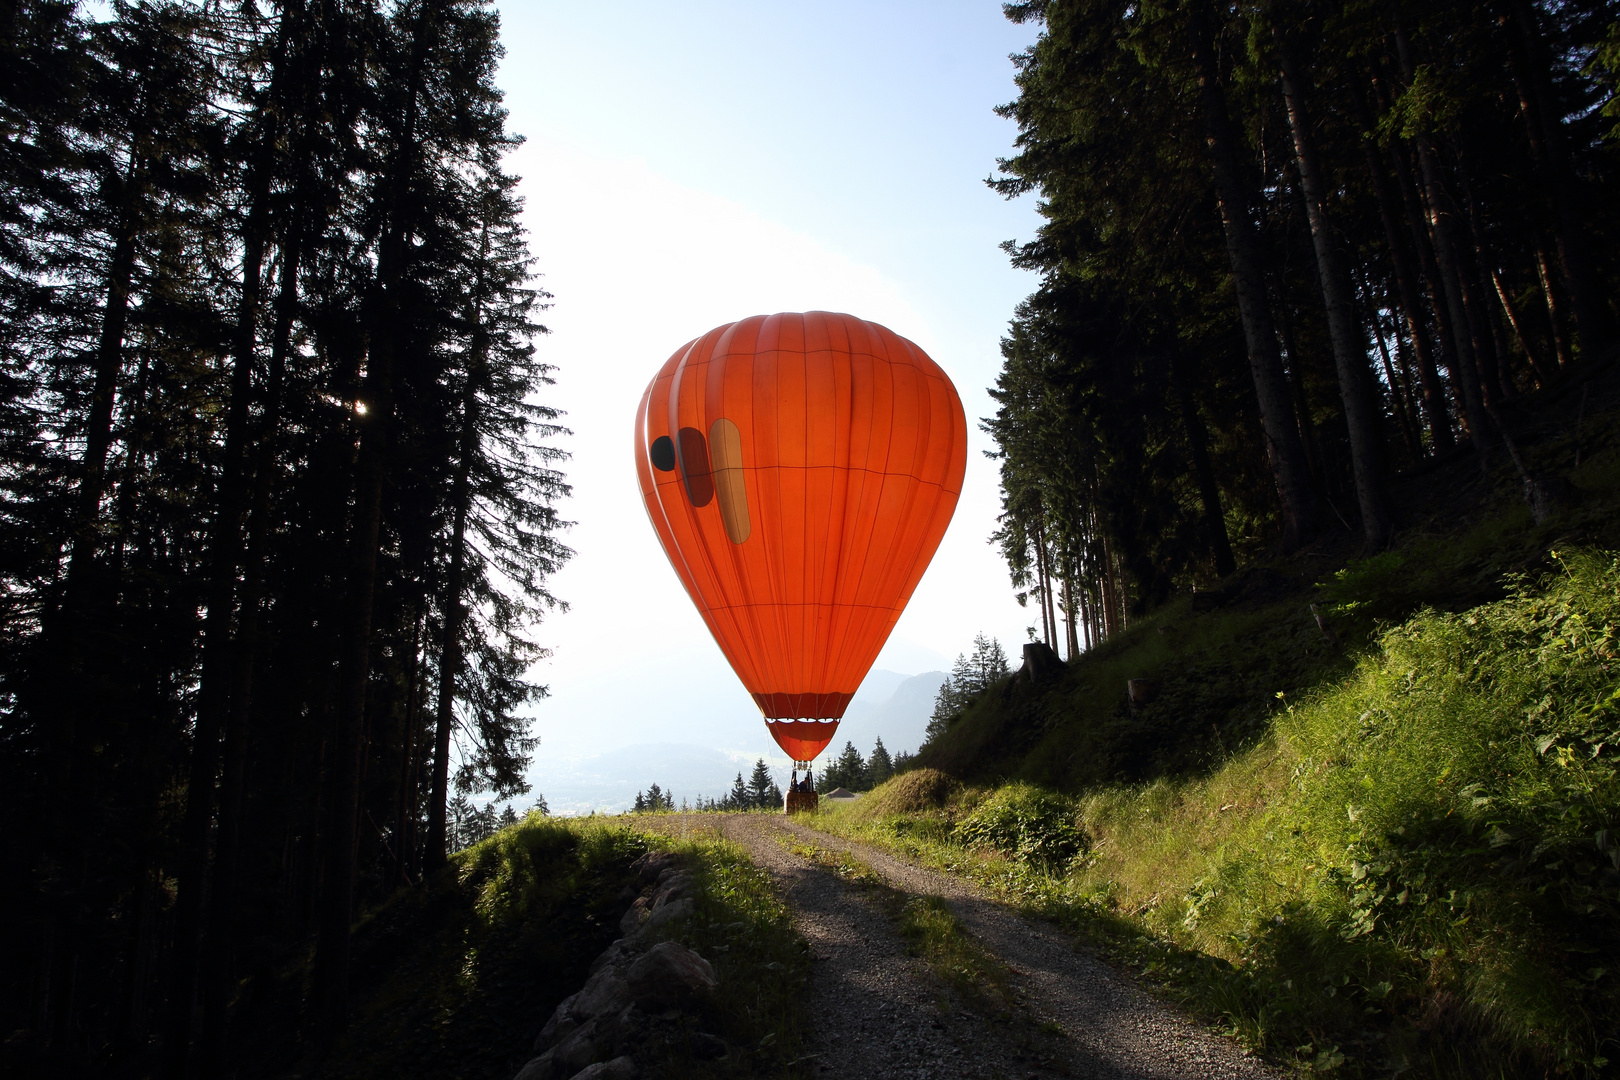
[[635, 312, 967, 763]]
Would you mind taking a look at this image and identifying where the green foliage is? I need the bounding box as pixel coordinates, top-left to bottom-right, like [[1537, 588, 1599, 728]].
[[747, 758, 782, 808], [633, 830, 813, 1079], [866, 736, 894, 788], [238, 814, 813, 1080], [827, 549, 1620, 1075], [819, 741, 866, 792], [634, 783, 675, 812], [953, 784, 1088, 871], [926, 633, 1012, 745], [236, 816, 644, 1080]]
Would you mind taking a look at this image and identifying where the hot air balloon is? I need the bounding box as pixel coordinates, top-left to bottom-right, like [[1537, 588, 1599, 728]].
[[635, 312, 967, 800]]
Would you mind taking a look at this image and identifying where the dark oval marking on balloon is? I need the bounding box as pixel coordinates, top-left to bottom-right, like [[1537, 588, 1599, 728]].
[[649, 434, 676, 472], [677, 427, 713, 507]]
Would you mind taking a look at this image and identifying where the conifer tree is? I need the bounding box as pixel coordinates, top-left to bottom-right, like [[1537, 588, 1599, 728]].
[[867, 737, 894, 788], [747, 758, 777, 807]]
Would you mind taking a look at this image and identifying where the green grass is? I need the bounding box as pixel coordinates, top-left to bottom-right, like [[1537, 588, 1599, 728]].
[[234, 815, 812, 1079], [779, 835, 1014, 1013], [625, 828, 815, 1078], [815, 550, 1620, 1077]]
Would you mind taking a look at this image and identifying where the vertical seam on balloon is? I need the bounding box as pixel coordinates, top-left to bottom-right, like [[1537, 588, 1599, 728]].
[[672, 328, 767, 695], [762, 314, 792, 702], [856, 335, 923, 665], [645, 357, 730, 678], [825, 315, 855, 704], [827, 323, 896, 686], [890, 366, 963, 613], [801, 319, 814, 698], [831, 317, 881, 693], [880, 353, 951, 614], [721, 319, 776, 698], [810, 315, 837, 703]]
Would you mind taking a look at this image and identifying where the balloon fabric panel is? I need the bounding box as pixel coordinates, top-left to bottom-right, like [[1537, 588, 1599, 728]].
[[635, 312, 966, 762]]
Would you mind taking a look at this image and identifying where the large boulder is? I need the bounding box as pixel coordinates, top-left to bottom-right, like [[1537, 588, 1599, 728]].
[[630, 851, 679, 884], [570, 969, 631, 1023], [566, 1057, 637, 1080], [626, 941, 717, 1011], [639, 897, 693, 935], [618, 897, 650, 935], [515, 1018, 597, 1080], [650, 870, 693, 908], [534, 993, 579, 1053], [589, 937, 639, 975]]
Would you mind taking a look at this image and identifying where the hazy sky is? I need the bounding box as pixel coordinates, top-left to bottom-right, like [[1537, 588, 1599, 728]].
[[492, 2, 1046, 772]]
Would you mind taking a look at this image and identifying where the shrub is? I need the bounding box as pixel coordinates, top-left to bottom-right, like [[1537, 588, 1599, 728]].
[[952, 783, 1087, 870]]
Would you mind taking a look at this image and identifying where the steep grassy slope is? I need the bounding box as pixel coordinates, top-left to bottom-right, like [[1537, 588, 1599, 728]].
[[815, 373, 1620, 1076]]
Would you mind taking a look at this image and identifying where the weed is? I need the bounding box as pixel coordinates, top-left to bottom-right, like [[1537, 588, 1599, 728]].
[[629, 829, 815, 1079], [818, 550, 1620, 1077]]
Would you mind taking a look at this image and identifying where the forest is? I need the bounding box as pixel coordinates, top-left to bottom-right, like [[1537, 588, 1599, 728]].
[[8, 0, 1620, 1075], [0, 0, 569, 1072], [986, 0, 1620, 652]]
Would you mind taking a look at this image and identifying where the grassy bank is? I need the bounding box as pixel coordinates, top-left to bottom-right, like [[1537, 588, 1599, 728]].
[[817, 547, 1620, 1077], [234, 816, 809, 1079]]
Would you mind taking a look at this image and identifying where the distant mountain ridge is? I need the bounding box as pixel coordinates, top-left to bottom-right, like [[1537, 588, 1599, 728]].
[[531, 668, 946, 814], [833, 669, 946, 760]]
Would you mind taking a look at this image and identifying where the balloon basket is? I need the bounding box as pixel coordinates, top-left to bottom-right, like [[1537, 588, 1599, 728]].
[[784, 790, 818, 815]]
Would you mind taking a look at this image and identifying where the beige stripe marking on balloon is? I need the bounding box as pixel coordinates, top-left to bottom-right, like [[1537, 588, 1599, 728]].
[[709, 417, 751, 544]]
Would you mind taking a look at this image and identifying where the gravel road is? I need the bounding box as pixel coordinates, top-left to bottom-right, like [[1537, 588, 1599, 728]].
[[701, 814, 1279, 1080]]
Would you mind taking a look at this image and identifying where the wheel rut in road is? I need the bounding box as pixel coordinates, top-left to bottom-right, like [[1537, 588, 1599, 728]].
[[708, 814, 1277, 1080]]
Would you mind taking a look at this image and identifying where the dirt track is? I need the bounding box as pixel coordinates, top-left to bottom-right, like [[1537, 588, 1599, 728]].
[[667, 813, 1279, 1080]]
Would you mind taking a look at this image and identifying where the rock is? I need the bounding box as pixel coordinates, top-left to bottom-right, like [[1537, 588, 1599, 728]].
[[534, 993, 580, 1052], [618, 896, 650, 935], [626, 940, 717, 1011], [689, 1031, 728, 1059], [651, 870, 693, 906], [514, 1052, 554, 1080], [544, 1019, 601, 1079], [590, 937, 639, 974], [571, 969, 631, 1022], [639, 897, 693, 934], [630, 850, 679, 883], [599, 1002, 643, 1056], [565, 1056, 637, 1080]]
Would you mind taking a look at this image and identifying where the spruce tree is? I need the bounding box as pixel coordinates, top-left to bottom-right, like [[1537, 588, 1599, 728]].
[[747, 758, 776, 807], [867, 737, 894, 788]]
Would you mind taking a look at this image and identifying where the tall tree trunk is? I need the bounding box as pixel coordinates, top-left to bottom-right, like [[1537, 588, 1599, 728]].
[[1454, 165, 1510, 403], [1063, 561, 1079, 660], [1535, 247, 1571, 369], [1186, 0, 1316, 548], [1033, 514, 1055, 649], [314, 27, 422, 1019], [199, 214, 304, 1070], [1276, 35, 1394, 548], [392, 591, 426, 885], [1491, 267, 1551, 387], [40, 145, 144, 1051], [425, 345, 481, 871], [1499, 0, 1616, 358], [1351, 82, 1452, 450], [164, 108, 278, 1080], [1169, 349, 1236, 576], [1277, 311, 1324, 488], [1392, 25, 1491, 467], [1363, 279, 1421, 461]]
